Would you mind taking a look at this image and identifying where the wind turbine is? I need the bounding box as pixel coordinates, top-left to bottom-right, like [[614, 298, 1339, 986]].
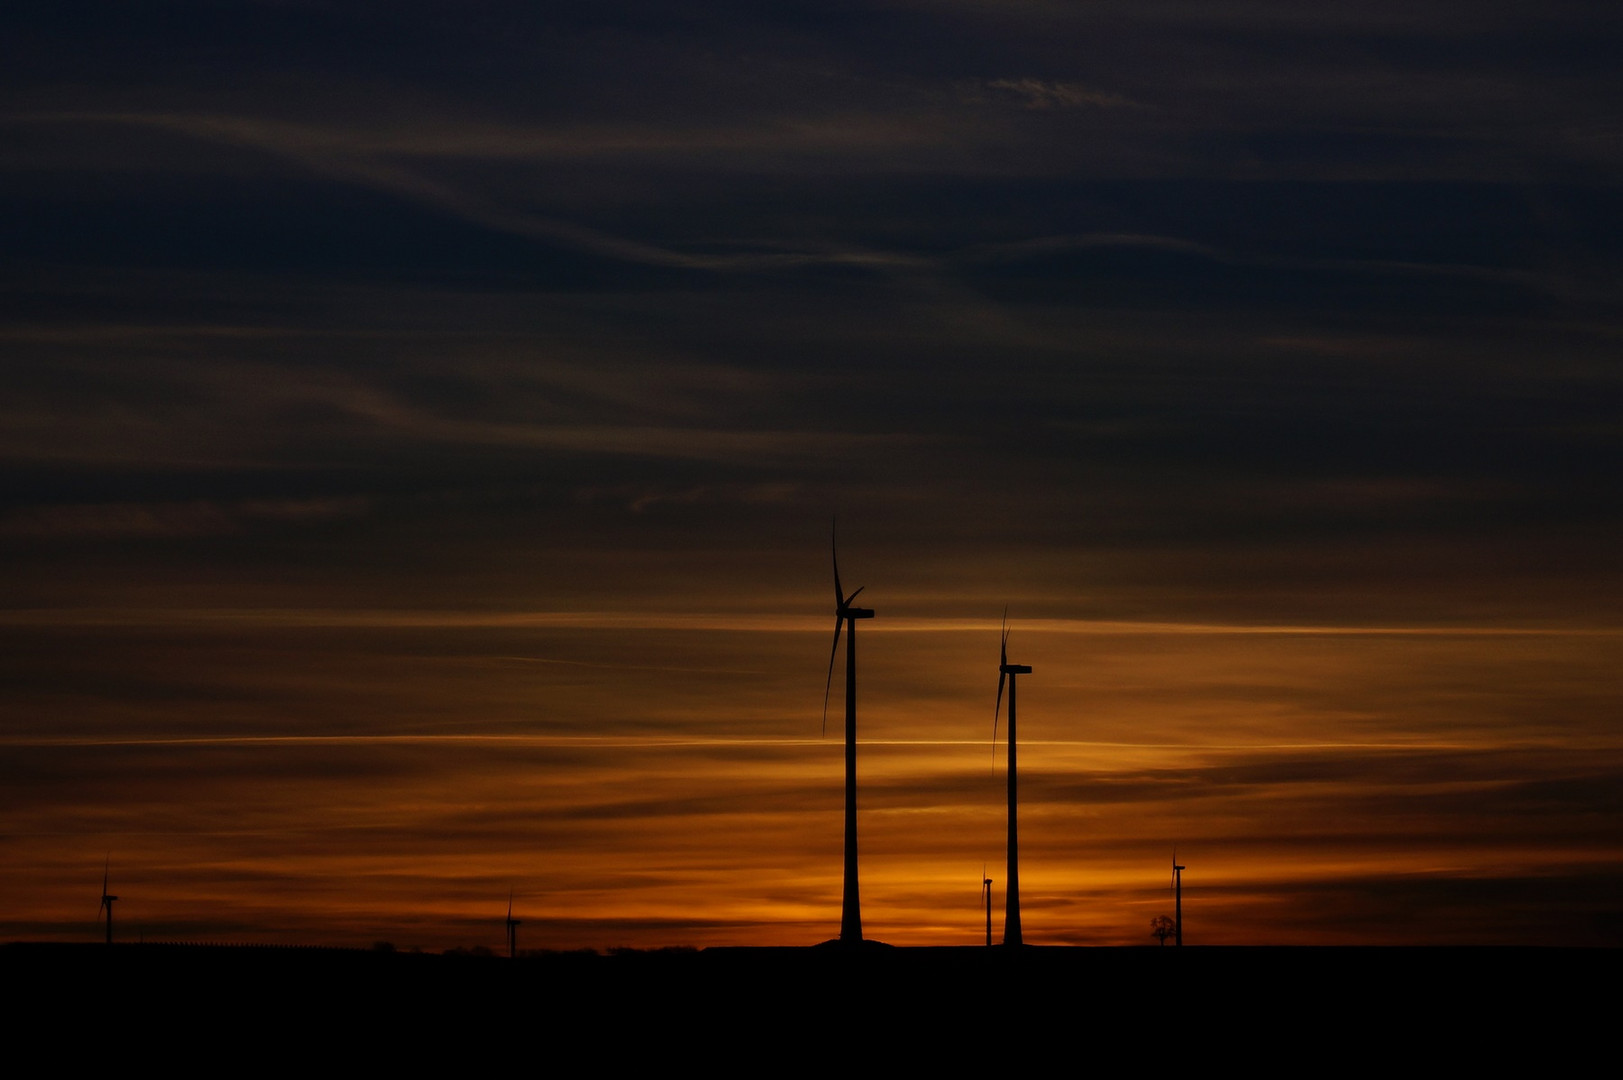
[[97, 860, 118, 946], [993, 613, 1031, 946], [823, 522, 873, 945], [1172, 851, 1185, 947], [981, 867, 993, 947], [505, 891, 521, 959]]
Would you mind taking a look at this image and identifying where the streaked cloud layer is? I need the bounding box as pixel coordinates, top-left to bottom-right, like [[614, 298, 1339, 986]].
[[4, 617, 1619, 947], [2, 2, 1620, 948]]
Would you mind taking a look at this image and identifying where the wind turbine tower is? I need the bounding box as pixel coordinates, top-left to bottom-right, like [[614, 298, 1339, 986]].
[[981, 869, 993, 947], [993, 614, 1031, 946], [824, 523, 874, 945], [1172, 853, 1185, 947], [98, 862, 118, 946], [505, 892, 521, 959]]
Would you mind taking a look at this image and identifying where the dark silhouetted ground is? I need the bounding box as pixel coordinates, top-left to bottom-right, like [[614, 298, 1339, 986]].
[[5, 942, 1607, 1066]]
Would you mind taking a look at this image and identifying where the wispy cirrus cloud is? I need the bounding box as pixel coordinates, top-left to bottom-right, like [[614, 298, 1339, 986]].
[[0, 497, 369, 539], [6, 110, 939, 273], [977, 78, 1144, 111]]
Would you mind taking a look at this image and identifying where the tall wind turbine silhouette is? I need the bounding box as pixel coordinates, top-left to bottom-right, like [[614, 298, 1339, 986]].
[[1172, 852, 1185, 947], [505, 891, 521, 959], [993, 613, 1031, 946], [823, 522, 873, 945], [97, 860, 118, 946], [981, 867, 993, 947]]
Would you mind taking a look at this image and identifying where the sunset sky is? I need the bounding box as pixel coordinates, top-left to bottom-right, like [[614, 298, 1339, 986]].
[[3, 2, 1621, 949]]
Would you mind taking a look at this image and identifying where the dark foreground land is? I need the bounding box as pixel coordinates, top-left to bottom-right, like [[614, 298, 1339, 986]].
[[6, 942, 1610, 1064]]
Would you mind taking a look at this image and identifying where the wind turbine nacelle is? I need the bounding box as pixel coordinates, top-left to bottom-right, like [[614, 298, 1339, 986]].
[[1000, 664, 1031, 675], [844, 607, 875, 619]]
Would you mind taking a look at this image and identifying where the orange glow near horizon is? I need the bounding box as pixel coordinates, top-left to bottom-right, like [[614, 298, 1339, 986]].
[[4, 611, 1619, 950]]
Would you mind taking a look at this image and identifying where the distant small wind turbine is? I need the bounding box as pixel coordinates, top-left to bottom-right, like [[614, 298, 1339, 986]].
[[98, 860, 118, 946], [981, 867, 993, 947], [823, 521, 874, 945], [505, 891, 521, 959], [993, 611, 1031, 946], [1172, 852, 1185, 947]]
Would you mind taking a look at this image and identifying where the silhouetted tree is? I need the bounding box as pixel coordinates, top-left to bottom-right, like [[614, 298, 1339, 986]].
[[1151, 915, 1176, 946]]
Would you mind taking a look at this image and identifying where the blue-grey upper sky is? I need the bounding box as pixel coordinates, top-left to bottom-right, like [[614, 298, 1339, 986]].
[[6, 3, 1620, 620], [6, 4, 1621, 614]]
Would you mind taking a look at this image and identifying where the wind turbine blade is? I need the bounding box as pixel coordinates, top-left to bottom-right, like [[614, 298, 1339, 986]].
[[844, 586, 865, 607], [1001, 607, 1009, 665], [993, 670, 1006, 748], [822, 618, 844, 736], [831, 520, 843, 607]]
